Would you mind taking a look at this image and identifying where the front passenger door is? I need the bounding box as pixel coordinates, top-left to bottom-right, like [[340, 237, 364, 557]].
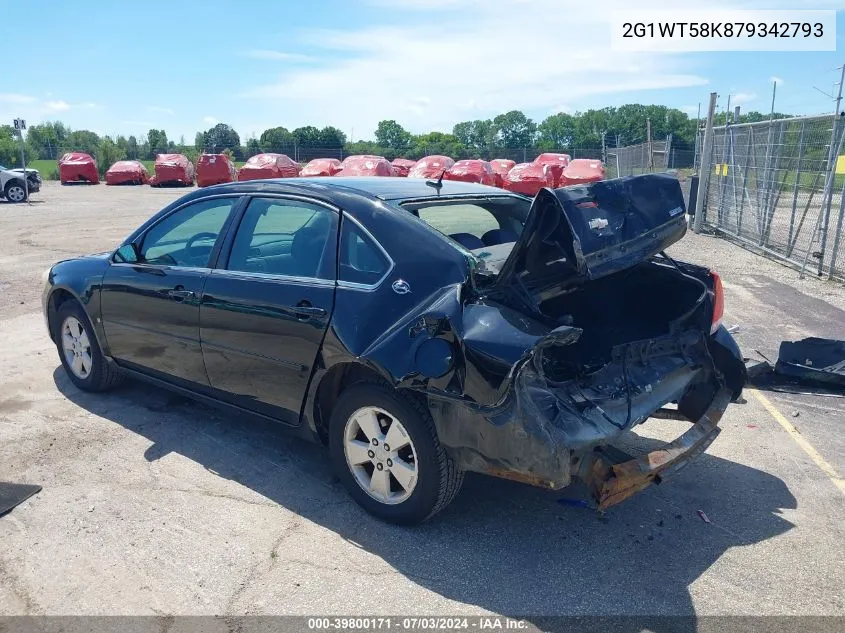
[[200, 196, 338, 423]]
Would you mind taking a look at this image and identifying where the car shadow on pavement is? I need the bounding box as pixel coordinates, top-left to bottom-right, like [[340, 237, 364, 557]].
[[54, 369, 796, 630]]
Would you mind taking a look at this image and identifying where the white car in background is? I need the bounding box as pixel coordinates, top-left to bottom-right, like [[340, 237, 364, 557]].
[[0, 164, 42, 202]]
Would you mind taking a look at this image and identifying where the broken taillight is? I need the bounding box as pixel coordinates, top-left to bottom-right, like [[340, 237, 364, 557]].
[[710, 271, 724, 334]]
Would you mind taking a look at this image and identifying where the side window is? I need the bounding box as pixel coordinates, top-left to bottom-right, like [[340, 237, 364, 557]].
[[141, 197, 237, 267], [227, 198, 337, 279], [339, 217, 390, 286]]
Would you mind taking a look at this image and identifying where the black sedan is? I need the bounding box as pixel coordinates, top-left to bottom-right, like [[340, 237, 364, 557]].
[[43, 175, 746, 524]]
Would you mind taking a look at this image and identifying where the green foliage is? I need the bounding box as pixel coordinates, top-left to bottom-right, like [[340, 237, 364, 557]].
[[452, 119, 497, 156], [25, 121, 70, 159], [147, 129, 168, 158], [493, 110, 536, 148], [410, 132, 466, 160], [95, 136, 127, 176], [202, 123, 241, 157], [375, 120, 412, 153], [66, 130, 101, 156], [0, 125, 36, 166], [259, 126, 294, 153], [292, 126, 322, 147], [318, 126, 346, 147], [537, 113, 576, 151]]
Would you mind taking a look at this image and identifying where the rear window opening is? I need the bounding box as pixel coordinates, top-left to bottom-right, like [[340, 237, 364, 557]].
[[400, 196, 531, 253]]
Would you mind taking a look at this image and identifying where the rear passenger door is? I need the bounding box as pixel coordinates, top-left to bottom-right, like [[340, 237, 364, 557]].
[[199, 196, 338, 424]]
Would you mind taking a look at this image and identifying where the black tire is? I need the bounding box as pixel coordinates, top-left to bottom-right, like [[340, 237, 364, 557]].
[[53, 300, 122, 392], [329, 382, 463, 525], [4, 180, 27, 203]]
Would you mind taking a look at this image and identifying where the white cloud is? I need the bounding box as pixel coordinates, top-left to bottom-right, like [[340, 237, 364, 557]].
[[44, 100, 71, 112], [202, 116, 219, 125], [243, 50, 315, 62], [770, 76, 785, 86], [730, 92, 756, 105], [240, 0, 709, 136], [0, 93, 37, 104]]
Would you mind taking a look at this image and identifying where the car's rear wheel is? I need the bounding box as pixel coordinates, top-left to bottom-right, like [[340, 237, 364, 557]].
[[329, 382, 463, 524], [4, 181, 27, 203], [54, 300, 122, 392]]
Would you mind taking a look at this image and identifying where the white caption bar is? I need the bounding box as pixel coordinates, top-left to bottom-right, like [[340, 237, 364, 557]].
[[611, 10, 835, 52]]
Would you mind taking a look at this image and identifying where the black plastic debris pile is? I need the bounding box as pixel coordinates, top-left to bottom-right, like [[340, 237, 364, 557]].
[[746, 337, 845, 396]]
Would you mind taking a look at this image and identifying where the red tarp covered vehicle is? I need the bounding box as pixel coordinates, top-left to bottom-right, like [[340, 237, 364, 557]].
[[59, 152, 99, 184], [196, 153, 236, 187], [149, 154, 194, 186], [391, 158, 416, 177], [489, 159, 516, 188], [238, 153, 300, 181], [443, 159, 496, 186], [407, 155, 455, 179], [300, 158, 341, 177], [534, 152, 572, 187], [501, 162, 555, 196], [335, 155, 393, 177], [559, 159, 606, 187], [105, 160, 149, 185]]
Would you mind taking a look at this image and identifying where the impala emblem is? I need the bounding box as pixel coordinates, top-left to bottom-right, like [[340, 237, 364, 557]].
[[392, 279, 411, 295]]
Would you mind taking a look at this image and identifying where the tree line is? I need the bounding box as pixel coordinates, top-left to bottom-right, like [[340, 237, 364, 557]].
[[3, 104, 794, 171]]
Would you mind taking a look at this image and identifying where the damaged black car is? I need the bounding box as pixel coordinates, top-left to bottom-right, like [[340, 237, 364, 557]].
[[42, 174, 746, 524]]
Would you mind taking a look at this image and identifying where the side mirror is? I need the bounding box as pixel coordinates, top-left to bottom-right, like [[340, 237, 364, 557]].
[[114, 243, 140, 263]]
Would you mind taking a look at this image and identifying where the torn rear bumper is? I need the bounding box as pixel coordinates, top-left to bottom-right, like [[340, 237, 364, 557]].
[[578, 388, 732, 510]]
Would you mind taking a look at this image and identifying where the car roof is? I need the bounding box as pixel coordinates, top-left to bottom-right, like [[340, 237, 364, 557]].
[[206, 176, 514, 202]]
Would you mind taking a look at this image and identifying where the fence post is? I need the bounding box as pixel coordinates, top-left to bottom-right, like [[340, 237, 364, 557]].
[[826, 176, 845, 278], [737, 128, 752, 236], [787, 121, 806, 249], [693, 92, 718, 233], [817, 112, 845, 275]]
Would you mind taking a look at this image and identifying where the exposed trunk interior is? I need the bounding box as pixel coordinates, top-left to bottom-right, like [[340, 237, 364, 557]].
[[538, 261, 709, 380]]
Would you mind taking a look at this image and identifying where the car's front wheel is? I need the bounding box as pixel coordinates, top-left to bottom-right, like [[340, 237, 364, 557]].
[[54, 300, 122, 392], [329, 383, 463, 524], [4, 180, 27, 203]]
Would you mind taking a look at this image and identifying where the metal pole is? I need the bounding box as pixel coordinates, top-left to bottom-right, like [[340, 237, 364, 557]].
[[825, 174, 845, 278], [737, 129, 752, 235], [17, 123, 29, 203], [816, 65, 845, 274], [693, 92, 718, 233], [734, 106, 741, 124], [646, 118, 653, 170], [725, 94, 731, 127], [787, 121, 806, 249]]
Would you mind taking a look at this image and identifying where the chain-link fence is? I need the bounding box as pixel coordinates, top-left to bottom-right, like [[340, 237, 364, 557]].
[[698, 113, 845, 281], [606, 139, 672, 179]]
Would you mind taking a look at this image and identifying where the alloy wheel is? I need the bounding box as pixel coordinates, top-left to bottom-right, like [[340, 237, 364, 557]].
[[343, 406, 418, 505], [61, 316, 93, 380]]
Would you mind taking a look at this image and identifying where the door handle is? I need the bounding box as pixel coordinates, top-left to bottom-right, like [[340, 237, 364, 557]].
[[167, 288, 196, 302], [292, 301, 327, 319]]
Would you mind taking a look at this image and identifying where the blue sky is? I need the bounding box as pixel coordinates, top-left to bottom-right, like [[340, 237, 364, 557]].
[[1, 0, 843, 143]]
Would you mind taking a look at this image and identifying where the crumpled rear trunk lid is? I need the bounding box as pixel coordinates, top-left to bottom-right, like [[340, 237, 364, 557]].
[[491, 173, 688, 309]]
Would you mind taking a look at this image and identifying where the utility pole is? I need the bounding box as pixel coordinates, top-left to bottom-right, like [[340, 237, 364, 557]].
[[646, 118, 654, 170], [693, 92, 718, 233], [734, 106, 741, 124], [601, 132, 606, 164], [13, 118, 29, 203]]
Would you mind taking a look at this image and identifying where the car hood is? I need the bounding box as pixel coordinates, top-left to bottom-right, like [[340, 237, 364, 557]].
[[7, 168, 40, 176], [489, 173, 687, 304]]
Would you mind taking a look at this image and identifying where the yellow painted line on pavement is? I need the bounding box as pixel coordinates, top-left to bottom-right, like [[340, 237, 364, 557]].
[[748, 388, 845, 495]]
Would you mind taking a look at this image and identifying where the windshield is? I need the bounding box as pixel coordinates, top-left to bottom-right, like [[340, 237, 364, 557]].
[[400, 195, 531, 262]]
